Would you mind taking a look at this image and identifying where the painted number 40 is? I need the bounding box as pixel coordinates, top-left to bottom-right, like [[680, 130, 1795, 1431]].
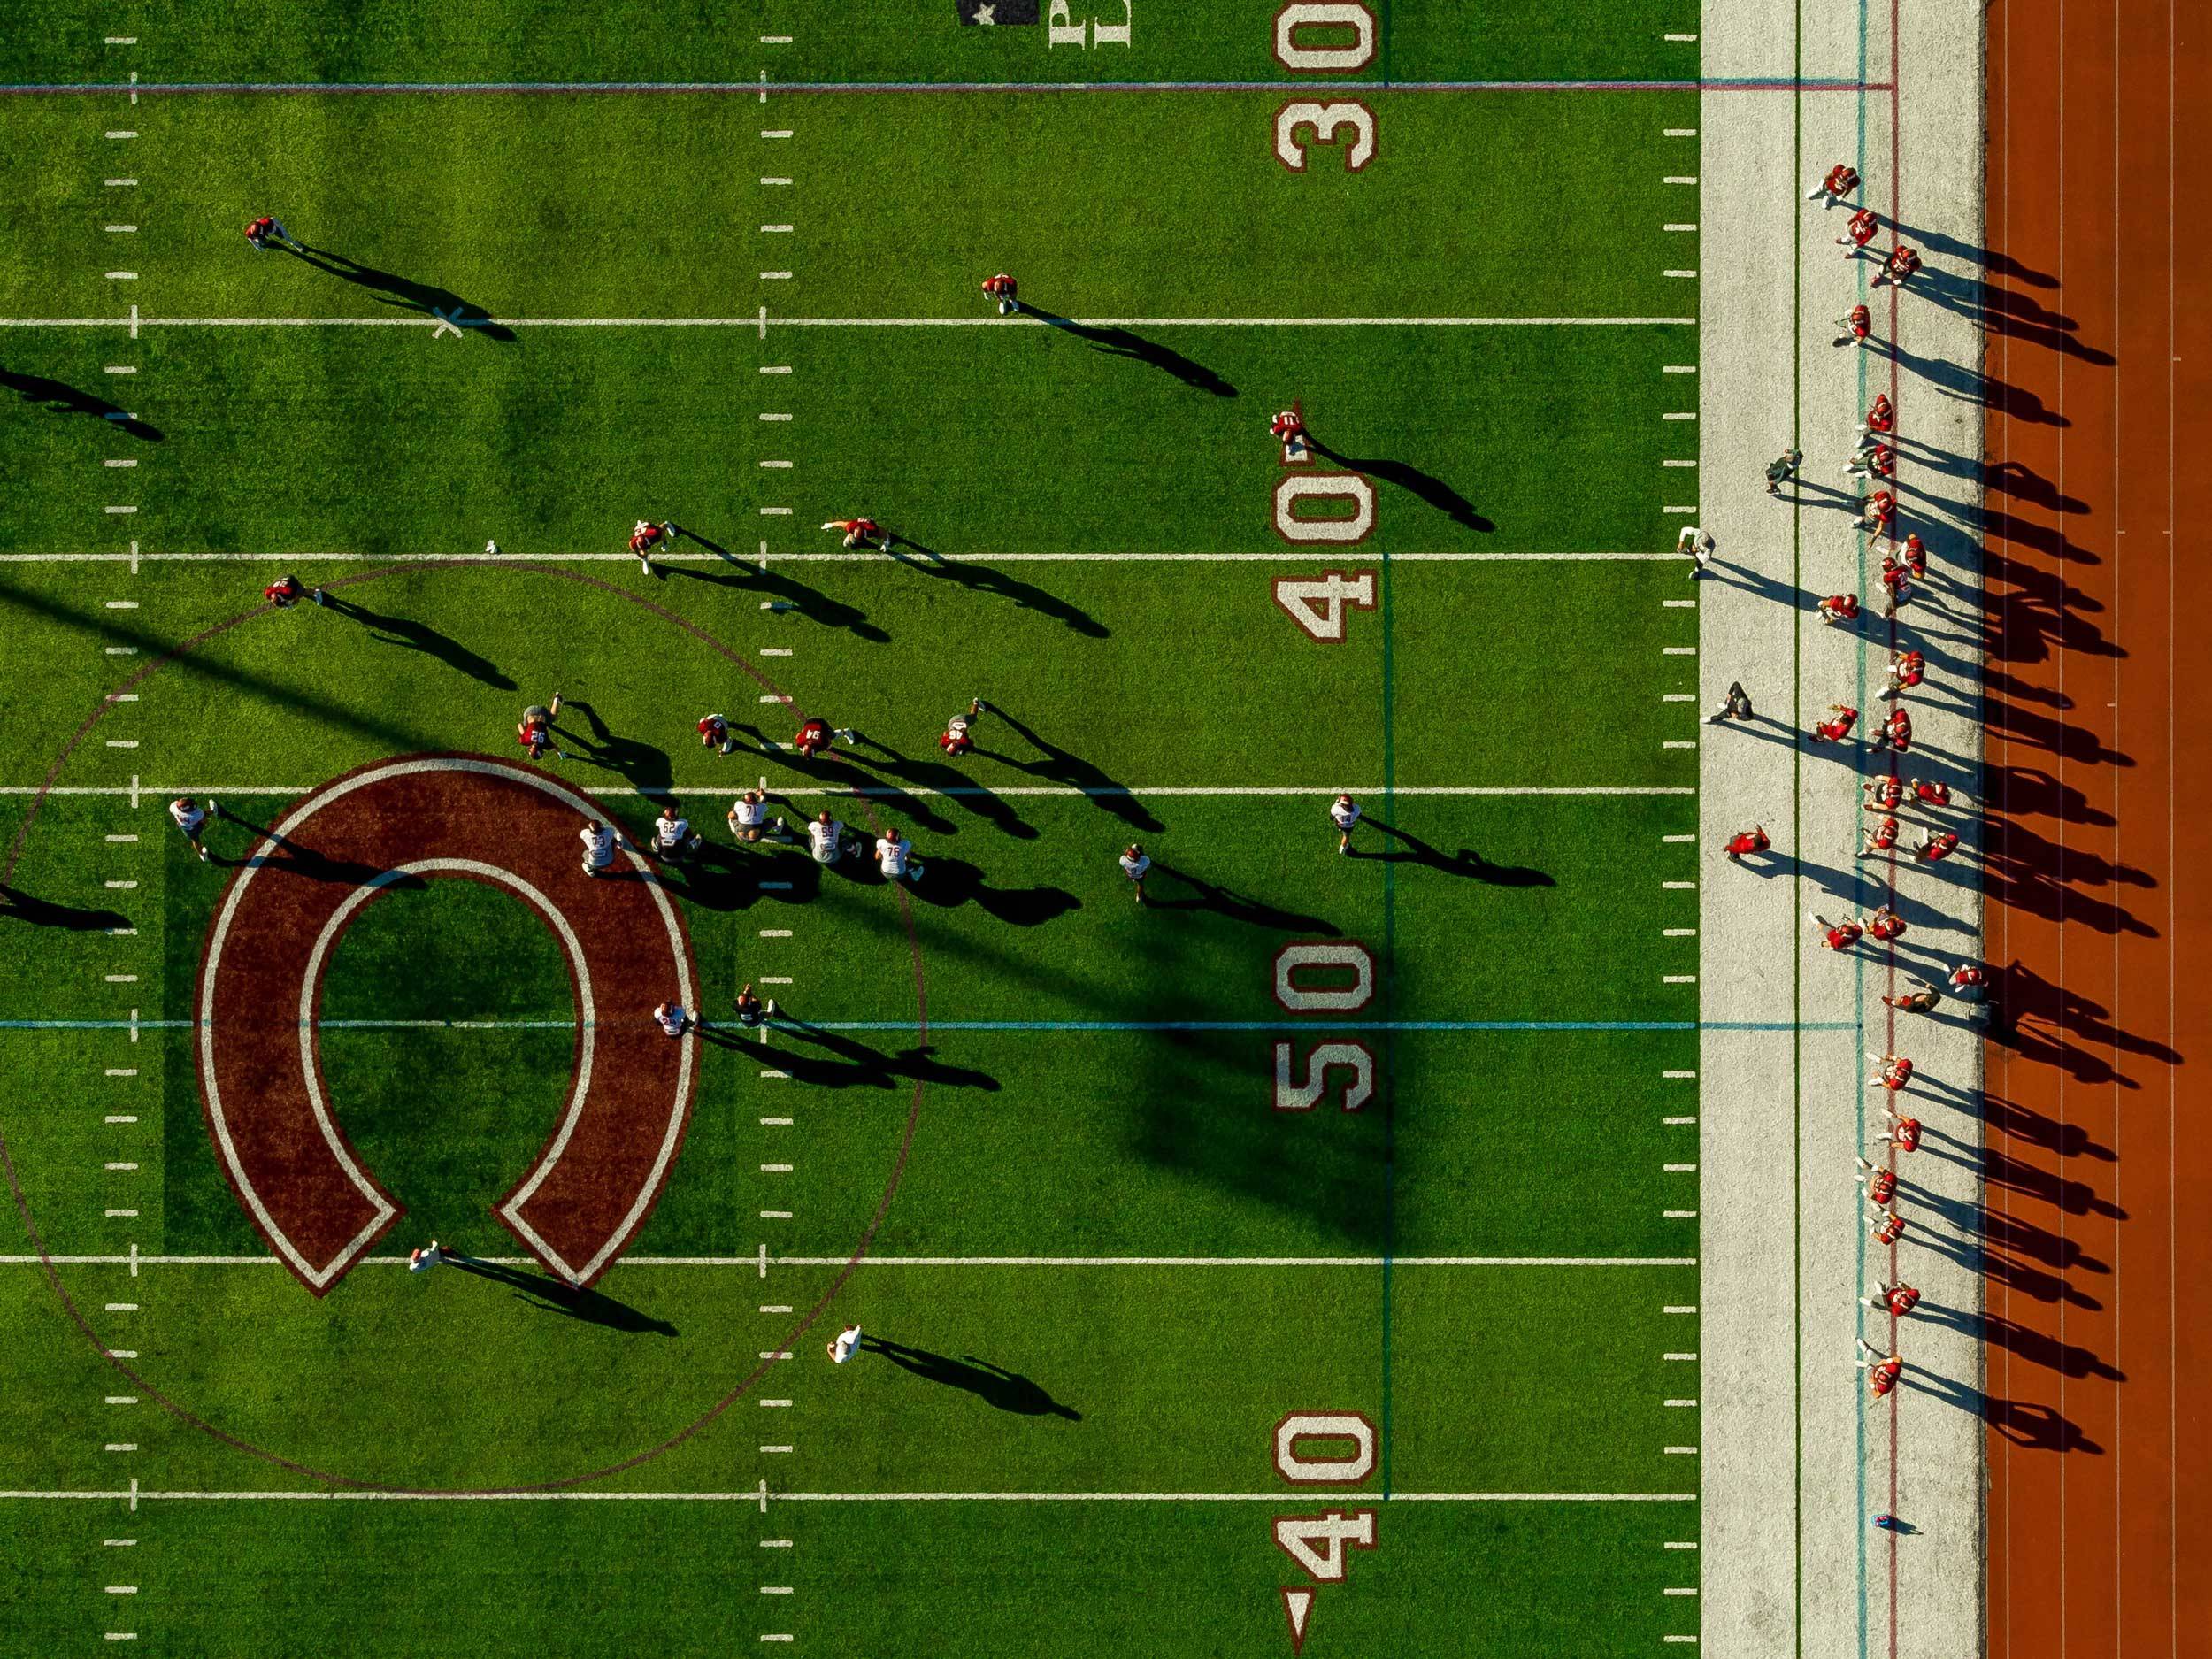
[[1272, 571, 1375, 643], [1272, 1411, 1379, 1654]]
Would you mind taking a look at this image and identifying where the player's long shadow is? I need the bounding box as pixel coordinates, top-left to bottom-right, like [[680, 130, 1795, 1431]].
[[839, 749, 1038, 841], [860, 1336, 1081, 1419], [1306, 439, 1494, 533], [1, 367, 164, 441], [667, 529, 890, 642], [0, 585, 437, 757], [886, 543, 1110, 638], [1914, 1302, 2127, 1381], [283, 243, 516, 342], [1349, 819, 1553, 886], [972, 705, 1161, 833], [647, 844, 772, 913], [1029, 309, 1237, 397], [311, 591, 514, 690], [207, 808, 433, 888], [555, 697, 674, 795], [1146, 862, 1339, 934], [443, 1256, 678, 1336], [899, 856, 1080, 926], [0, 885, 131, 931], [1692, 555, 1821, 611], [701, 1023, 1001, 1092], [1872, 338, 2071, 427]]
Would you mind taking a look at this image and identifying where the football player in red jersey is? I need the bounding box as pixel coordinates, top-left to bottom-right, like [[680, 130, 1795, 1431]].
[[1856, 1159, 1898, 1207], [243, 215, 300, 251], [1837, 207, 1881, 257], [1724, 824, 1770, 862], [821, 518, 885, 551], [1869, 1054, 1915, 1093], [1864, 1282, 1922, 1317], [1856, 815, 1900, 858], [981, 273, 1018, 314], [1812, 913, 1863, 952], [1870, 1210, 1907, 1246], [1855, 1340, 1905, 1396], [629, 519, 669, 574], [696, 713, 733, 755], [1811, 703, 1859, 744], [1876, 244, 1923, 287], [1818, 592, 1862, 626], [1806, 162, 1861, 204], [1880, 1108, 1923, 1153]]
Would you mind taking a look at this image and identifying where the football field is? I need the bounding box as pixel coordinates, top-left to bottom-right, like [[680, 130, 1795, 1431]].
[[2, 4, 1712, 1652]]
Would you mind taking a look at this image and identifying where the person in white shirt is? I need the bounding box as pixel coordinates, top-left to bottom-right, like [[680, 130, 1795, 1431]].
[[727, 788, 781, 844], [827, 1324, 864, 1363], [874, 831, 922, 882], [169, 796, 212, 863], [1328, 793, 1362, 855], [652, 1002, 689, 1038], [579, 819, 617, 878], [651, 803, 701, 858], [408, 1240, 445, 1272], [1118, 843, 1151, 905], [808, 810, 856, 865]]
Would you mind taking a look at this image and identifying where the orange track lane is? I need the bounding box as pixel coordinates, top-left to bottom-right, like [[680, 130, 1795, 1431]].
[[1984, 0, 2208, 1653]]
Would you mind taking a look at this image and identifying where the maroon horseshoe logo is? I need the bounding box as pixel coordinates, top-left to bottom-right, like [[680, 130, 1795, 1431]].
[[194, 755, 697, 1295]]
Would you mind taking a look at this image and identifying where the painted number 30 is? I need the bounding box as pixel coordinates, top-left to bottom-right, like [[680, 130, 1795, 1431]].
[[1272, 4, 1380, 175]]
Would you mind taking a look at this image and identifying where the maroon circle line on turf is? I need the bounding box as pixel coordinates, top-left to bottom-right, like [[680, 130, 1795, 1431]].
[[0, 557, 927, 1494]]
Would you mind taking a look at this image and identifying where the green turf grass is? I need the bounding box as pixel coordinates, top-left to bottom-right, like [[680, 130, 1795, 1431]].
[[0, 22, 1703, 1646], [1, 0, 1697, 88]]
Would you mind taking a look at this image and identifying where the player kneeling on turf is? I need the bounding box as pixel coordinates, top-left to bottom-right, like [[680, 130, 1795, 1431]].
[[808, 810, 863, 866], [728, 787, 785, 843], [875, 828, 922, 882], [651, 803, 702, 858]]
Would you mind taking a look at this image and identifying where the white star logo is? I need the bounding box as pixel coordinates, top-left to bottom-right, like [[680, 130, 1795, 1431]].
[[973, 2, 995, 19]]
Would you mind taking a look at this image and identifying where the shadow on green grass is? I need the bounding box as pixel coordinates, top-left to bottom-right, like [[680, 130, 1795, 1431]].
[[702, 1021, 1000, 1092], [445, 1256, 678, 1336], [1351, 819, 1555, 887], [0, 883, 131, 931], [2, 366, 164, 442], [862, 1336, 1080, 1419], [1309, 437, 1494, 533], [284, 243, 518, 342], [1144, 862, 1340, 933], [0, 584, 435, 755], [313, 591, 516, 691], [882, 543, 1110, 639], [554, 697, 673, 795], [1030, 308, 1238, 399], [970, 704, 1162, 834], [664, 530, 891, 642]]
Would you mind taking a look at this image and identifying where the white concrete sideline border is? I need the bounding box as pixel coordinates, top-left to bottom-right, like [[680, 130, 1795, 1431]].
[[1700, 1, 1985, 1655]]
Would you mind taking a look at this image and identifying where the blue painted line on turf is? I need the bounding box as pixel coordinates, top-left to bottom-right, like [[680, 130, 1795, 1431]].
[[0, 78, 1893, 96]]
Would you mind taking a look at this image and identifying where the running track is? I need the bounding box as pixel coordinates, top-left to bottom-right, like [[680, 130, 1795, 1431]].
[[1984, 0, 2208, 1650]]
